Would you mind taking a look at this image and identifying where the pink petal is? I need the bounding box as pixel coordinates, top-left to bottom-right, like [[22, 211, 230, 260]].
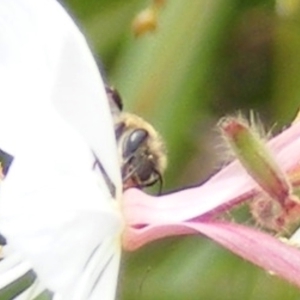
[[271, 121, 300, 170], [123, 221, 300, 288], [270, 120, 300, 155], [195, 222, 300, 288], [124, 119, 300, 225], [122, 113, 300, 290], [123, 171, 257, 225], [123, 223, 196, 250]]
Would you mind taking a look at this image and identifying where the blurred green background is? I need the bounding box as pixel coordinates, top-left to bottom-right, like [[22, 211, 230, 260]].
[[64, 0, 300, 299]]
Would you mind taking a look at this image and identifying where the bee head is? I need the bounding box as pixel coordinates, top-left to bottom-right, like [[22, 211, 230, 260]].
[[115, 113, 167, 191]]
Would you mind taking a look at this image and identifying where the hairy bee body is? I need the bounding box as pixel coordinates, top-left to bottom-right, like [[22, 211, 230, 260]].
[[106, 86, 167, 190]]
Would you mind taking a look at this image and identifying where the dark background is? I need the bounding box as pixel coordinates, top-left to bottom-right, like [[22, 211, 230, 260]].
[[64, 0, 300, 299]]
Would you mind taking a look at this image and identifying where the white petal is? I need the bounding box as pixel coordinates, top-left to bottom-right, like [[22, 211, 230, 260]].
[[0, 247, 48, 299], [0, 0, 121, 195], [0, 0, 122, 298]]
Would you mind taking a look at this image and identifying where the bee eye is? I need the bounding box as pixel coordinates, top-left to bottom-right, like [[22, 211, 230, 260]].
[[123, 129, 148, 158]]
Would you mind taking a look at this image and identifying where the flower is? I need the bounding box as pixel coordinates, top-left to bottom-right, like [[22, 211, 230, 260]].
[[122, 117, 300, 288], [3, 0, 300, 299], [0, 1, 122, 299]]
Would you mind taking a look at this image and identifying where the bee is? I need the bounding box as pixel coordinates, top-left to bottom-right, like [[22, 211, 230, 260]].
[[105, 86, 167, 191]]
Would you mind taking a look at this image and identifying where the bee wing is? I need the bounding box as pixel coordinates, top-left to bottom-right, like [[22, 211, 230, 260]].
[[0, 1, 121, 299]]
